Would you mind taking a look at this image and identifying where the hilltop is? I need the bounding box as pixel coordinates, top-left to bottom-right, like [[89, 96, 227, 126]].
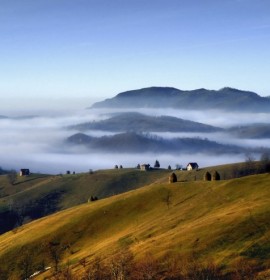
[[0, 170, 270, 279], [2, 161, 268, 237], [67, 131, 246, 154], [69, 112, 221, 133], [91, 87, 270, 112]]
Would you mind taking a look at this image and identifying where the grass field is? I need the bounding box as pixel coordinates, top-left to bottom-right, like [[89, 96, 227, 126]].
[[0, 168, 170, 234], [0, 170, 270, 278]]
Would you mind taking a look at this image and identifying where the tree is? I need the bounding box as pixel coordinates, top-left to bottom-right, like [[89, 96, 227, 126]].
[[168, 165, 171, 170], [47, 240, 64, 272], [175, 164, 182, 170], [260, 151, 270, 162], [154, 160, 160, 168], [245, 152, 256, 175], [109, 250, 134, 280], [7, 170, 17, 185], [0, 166, 5, 175], [82, 257, 108, 280], [132, 254, 160, 280], [260, 151, 270, 172], [245, 152, 256, 163], [18, 247, 34, 280], [163, 189, 172, 209]]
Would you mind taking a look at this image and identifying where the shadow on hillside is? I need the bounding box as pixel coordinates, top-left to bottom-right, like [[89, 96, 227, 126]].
[[14, 174, 50, 185], [0, 190, 64, 235]]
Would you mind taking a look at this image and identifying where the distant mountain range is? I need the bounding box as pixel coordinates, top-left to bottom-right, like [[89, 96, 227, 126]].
[[70, 112, 221, 133], [67, 131, 245, 154], [91, 87, 270, 112]]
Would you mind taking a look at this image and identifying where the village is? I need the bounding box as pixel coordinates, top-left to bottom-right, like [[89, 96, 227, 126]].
[[18, 161, 199, 177], [18, 160, 222, 183]]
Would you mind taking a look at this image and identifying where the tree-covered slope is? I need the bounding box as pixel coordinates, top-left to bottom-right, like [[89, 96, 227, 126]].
[[70, 112, 221, 133], [67, 131, 246, 154]]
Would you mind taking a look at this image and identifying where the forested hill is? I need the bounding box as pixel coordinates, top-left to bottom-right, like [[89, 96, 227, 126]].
[[67, 131, 246, 154], [91, 87, 270, 112], [70, 112, 221, 133]]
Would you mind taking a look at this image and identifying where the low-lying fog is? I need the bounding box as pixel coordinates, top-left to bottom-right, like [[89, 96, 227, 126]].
[[1, 107, 270, 174]]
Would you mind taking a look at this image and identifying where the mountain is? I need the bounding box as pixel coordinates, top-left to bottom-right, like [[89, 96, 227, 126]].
[[70, 112, 222, 133], [1, 172, 270, 279], [67, 131, 246, 154], [91, 87, 270, 112]]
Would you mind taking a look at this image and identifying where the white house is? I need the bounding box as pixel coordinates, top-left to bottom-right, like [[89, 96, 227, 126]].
[[140, 164, 150, 171], [187, 163, 199, 171]]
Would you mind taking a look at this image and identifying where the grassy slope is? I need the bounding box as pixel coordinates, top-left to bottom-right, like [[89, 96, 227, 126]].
[[0, 169, 170, 233], [0, 172, 270, 278]]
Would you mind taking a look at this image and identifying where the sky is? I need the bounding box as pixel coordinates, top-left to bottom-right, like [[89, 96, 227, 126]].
[[1, 0, 270, 111]]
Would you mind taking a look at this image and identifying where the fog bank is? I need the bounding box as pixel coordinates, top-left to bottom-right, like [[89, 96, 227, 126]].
[[0, 106, 268, 174]]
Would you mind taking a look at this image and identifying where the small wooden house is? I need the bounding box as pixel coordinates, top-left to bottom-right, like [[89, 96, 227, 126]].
[[20, 169, 30, 176], [140, 164, 150, 171], [187, 163, 199, 171]]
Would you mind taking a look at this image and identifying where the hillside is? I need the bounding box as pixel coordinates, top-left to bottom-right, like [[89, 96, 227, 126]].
[[228, 123, 270, 139], [0, 169, 169, 234], [91, 87, 270, 112], [0, 172, 270, 279], [67, 131, 246, 154], [69, 112, 221, 133]]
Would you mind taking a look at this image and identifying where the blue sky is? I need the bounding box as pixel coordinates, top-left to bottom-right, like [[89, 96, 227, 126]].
[[1, 0, 270, 108]]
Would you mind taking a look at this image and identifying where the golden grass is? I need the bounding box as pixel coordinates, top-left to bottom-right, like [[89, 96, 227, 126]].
[[1, 172, 270, 278]]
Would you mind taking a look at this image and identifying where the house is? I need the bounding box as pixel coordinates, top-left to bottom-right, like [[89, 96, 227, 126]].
[[20, 169, 30, 176], [186, 163, 199, 171], [140, 164, 150, 171]]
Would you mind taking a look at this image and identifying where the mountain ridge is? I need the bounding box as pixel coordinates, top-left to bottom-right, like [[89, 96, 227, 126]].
[[67, 131, 247, 154], [69, 112, 222, 133], [91, 86, 269, 112]]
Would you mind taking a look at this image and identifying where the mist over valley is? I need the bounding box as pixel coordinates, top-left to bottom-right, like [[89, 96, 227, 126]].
[[1, 87, 270, 174]]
